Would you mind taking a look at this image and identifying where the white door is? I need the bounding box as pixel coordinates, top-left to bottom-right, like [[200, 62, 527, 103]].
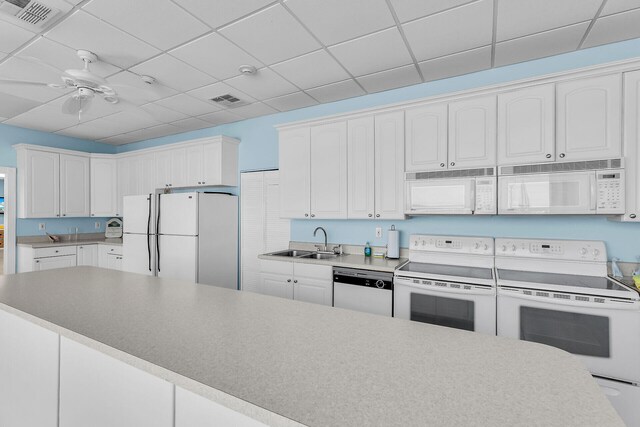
[[202, 142, 222, 186], [175, 386, 267, 427], [158, 192, 198, 236], [60, 154, 90, 217], [171, 147, 187, 188], [154, 150, 172, 189], [448, 95, 497, 169], [309, 122, 347, 219], [158, 235, 197, 282], [24, 149, 59, 218], [498, 84, 555, 165], [186, 145, 203, 186], [347, 116, 375, 219], [557, 74, 622, 161], [374, 111, 405, 219], [90, 157, 117, 217], [279, 127, 311, 218], [123, 233, 155, 275], [33, 255, 77, 271], [405, 103, 448, 171], [123, 194, 154, 234], [76, 244, 98, 267]]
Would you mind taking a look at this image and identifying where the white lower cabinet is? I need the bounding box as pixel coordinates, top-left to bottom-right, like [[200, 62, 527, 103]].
[[98, 244, 123, 270], [0, 310, 60, 427], [259, 260, 332, 305], [77, 244, 98, 266], [59, 337, 173, 427], [34, 254, 76, 271], [18, 245, 78, 272], [175, 387, 266, 427]]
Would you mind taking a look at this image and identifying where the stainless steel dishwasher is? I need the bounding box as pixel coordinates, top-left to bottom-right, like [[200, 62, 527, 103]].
[[333, 267, 394, 317]]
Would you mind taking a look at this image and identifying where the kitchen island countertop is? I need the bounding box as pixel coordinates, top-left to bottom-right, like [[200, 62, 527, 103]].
[[0, 267, 623, 426]]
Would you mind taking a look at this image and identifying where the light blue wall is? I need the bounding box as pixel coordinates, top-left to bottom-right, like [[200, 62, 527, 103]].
[[0, 123, 116, 236]]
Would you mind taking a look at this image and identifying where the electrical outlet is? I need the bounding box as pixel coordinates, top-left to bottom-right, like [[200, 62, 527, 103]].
[[38, 223, 46, 231], [375, 227, 382, 238], [95, 222, 101, 229]]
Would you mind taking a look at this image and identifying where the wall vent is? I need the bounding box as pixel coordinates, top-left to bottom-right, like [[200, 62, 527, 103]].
[[0, 0, 59, 27], [210, 94, 249, 108], [500, 159, 623, 176], [406, 167, 495, 181]]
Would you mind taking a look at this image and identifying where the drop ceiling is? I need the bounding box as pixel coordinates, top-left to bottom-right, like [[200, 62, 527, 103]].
[[0, 0, 639, 145]]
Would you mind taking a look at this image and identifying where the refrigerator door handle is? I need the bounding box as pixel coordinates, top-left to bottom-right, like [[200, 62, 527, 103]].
[[156, 193, 161, 272], [147, 194, 152, 272]]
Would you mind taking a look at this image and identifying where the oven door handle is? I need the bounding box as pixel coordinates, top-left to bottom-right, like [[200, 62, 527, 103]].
[[498, 289, 639, 311], [395, 280, 494, 297]]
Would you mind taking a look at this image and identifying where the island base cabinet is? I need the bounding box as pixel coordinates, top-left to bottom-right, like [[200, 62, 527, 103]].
[[175, 386, 267, 427], [59, 337, 174, 427], [0, 310, 59, 427]]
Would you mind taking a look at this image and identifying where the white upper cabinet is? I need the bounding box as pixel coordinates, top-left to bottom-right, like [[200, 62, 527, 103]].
[[405, 103, 448, 172], [91, 157, 117, 217], [498, 84, 555, 165], [347, 116, 375, 219], [171, 148, 187, 188], [448, 95, 497, 169], [186, 145, 203, 186], [310, 122, 348, 219], [556, 74, 622, 161], [279, 128, 311, 218], [17, 148, 60, 218], [375, 111, 405, 219], [59, 154, 91, 218], [154, 150, 172, 189], [185, 139, 240, 187], [621, 70, 640, 222]]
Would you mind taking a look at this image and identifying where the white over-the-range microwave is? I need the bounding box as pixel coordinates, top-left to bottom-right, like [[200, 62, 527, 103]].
[[405, 159, 625, 216]]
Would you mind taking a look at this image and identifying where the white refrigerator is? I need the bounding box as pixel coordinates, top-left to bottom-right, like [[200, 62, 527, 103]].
[[123, 194, 155, 276]]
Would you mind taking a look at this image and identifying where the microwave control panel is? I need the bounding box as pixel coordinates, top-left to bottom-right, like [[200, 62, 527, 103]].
[[596, 170, 625, 214], [474, 178, 497, 214]]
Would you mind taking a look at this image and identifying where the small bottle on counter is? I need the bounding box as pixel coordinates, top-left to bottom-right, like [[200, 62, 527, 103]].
[[364, 241, 372, 257]]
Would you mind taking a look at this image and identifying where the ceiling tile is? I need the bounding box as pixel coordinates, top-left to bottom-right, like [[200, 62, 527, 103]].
[[0, 92, 42, 118], [419, 46, 492, 81], [47, 94, 125, 121], [495, 22, 590, 67], [271, 49, 350, 89], [583, 8, 640, 48], [172, 0, 275, 29], [130, 54, 214, 92], [3, 104, 85, 132], [219, 4, 320, 65], [0, 57, 73, 102], [198, 110, 242, 125], [496, 0, 601, 42], [82, 0, 210, 50], [97, 110, 163, 134], [98, 134, 139, 145], [0, 20, 35, 54], [169, 33, 263, 81], [284, 0, 395, 45], [230, 102, 278, 118], [188, 81, 257, 105], [305, 79, 365, 103], [329, 27, 413, 77], [402, 0, 493, 62], [45, 11, 160, 68], [389, 0, 475, 23], [601, 0, 640, 16], [56, 118, 121, 140], [225, 68, 297, 100], [123, 123, 183, 141], [140, 103, 189, 123], [155, 94, 219, 116], [106, 71, 178, 105], [356, 64, 421, 93], [171, 117, 212, 131], [264, 91, 317, 111]]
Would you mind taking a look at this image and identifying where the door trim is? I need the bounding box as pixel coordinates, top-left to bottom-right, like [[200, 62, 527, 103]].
[[0, 167, 17, 274]]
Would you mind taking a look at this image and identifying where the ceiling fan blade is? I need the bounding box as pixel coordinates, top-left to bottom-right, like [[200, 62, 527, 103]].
[[62, 95, 93, 115], [0, 78, 58, 87]]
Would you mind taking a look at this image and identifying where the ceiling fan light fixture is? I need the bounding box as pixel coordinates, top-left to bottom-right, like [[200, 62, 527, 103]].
[[103, 95, 119, 104]]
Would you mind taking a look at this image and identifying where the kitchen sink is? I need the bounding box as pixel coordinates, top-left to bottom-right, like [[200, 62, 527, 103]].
[[299, 252, 339, 260], [269, 249, 313, 257]]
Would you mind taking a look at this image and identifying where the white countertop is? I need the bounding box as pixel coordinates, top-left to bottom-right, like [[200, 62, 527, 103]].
[[17, 238, 123, 248], [0, 267, 623, 426], [258, 252, 406, 272]]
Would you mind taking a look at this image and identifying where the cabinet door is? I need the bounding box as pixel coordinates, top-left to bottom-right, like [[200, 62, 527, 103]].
[[106, 254, 123, 271], [293, 264, 332, 306], [259, 260, 294, 299], [116, 157, 132, 217], [186, 145, 204, 186], [171, 148, 188, 187], [175, 386, 266, 427], [279, 127, 311, 218], [33, 255, 77, 271], [155, 150, 172, 189], [139, 154, 155, 195], [374, 111, 405, 219], [405, 103, 448, 171], [202, 141, 222, 186], [310, 122, 348, 219], [60, 154, 91, 217], [59, 337, 173, 427], [0, 310, 59, 427], [557, 74, 622, 161], [448, 95, 497, 169], [23, 150, 59, 218], [622, 70, 640, 221], [77, 245, 98, 267], [91, 157, 117, 217], [347, 116, 375, 219], [498, 84, 555, 165]]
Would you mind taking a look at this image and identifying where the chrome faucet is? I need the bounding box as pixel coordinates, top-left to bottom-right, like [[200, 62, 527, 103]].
[[313, 227, 328, 252]]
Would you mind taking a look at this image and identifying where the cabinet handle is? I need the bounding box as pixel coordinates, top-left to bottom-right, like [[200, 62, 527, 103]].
[[368, 214, 372, 217], [35, 260, 40, 263], [305, 213, 309, 217], [63, 214, 66, 216], [287, 279, 291, 283], [545, 154, 552, 159], [376, 214, 380, 218], [559, 153, 565, 158], [631, 214, 637, 219], [440, 163, 445, 167], [202, 181, 206, 185], [198, 182, 201, 185], [310, 214, 315, 218], [55, 250, 59, 253], [450, 162, 455, 166], [293, 280, 298, 284]]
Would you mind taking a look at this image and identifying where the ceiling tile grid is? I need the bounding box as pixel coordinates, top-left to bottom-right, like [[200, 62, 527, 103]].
[[0, 0, 638, 144]]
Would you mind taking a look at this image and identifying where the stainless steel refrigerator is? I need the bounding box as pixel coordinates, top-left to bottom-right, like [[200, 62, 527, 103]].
[[123, 192, 238, 289]]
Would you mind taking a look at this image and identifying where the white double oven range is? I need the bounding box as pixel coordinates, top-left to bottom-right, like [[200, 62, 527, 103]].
[[393, 234, 640, 426]]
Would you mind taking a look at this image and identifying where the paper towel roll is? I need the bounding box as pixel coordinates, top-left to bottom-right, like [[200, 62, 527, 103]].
[[387, 225, 400, 259]]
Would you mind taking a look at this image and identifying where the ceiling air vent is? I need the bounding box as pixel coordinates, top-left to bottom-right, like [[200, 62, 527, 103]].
[[0, 0, 59, 27], [210, 94, 249, 109]]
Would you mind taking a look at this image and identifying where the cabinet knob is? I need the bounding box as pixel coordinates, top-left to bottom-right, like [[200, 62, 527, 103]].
[[287, 279, 291, 283], [368, 214, 372, 217], [63, 214, 66, 216], [202, 182, 206, 185], [293, 280, 298, 284], [310, 214, 315, 218], [450, 162, 455, 166], [545, 154, 552, 158], [35, 260, 39, 263], [630, 214, 637, 219], [198, 182, 201, 185], [559, 153, 565, 158], [376, 214, 380, 218], [305, 213, 309, 217], [440, 163, 445, 167], [55, 250, 59, 253]]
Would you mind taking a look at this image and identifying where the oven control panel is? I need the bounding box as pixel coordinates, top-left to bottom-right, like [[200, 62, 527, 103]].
[[495, 238, 607, 262], [409, 235, 494, 255]]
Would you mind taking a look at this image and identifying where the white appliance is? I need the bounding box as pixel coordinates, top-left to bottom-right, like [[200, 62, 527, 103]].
[[394, 235, 496, 335], [495, 238, 640, 426], [333, 268, 393, 317], [123, 192, 238, 289], [498, 161, 624, 215], [105, 218, 123, 238], [405, 169, 496, 215]]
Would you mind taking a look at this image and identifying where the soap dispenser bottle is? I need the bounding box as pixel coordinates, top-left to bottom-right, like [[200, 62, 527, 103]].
[[364, 242, 372, 257]]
